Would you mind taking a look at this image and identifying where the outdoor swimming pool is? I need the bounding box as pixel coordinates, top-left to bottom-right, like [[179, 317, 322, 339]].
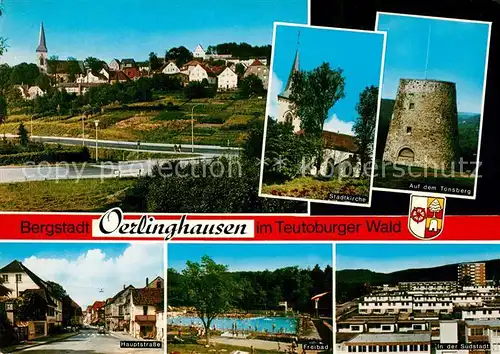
[[167, 316, 297, 334]]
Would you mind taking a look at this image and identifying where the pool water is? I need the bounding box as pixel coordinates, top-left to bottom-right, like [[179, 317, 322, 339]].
[[167, 315, 297, 334]]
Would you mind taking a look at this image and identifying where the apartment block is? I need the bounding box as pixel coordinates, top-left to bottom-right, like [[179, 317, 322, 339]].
[[458, 263, 486, 287]]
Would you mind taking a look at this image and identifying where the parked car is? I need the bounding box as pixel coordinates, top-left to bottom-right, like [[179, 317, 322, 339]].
[[98, 326, 106, 334]]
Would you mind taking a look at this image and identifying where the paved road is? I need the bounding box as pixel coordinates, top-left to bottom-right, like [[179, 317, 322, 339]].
[[3, 134, 242, 156], [19, 329, 162, 353], [0, 156, 216, 183]]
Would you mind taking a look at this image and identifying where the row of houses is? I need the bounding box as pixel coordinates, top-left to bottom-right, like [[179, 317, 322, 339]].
[[337, 319, 500, 354], [83, 276, 164, 341], [31, 25, 270, 98], [337, 265, 500, 353], [0, 260, 82, 341]]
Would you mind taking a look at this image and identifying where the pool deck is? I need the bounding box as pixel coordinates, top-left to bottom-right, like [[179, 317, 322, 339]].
[[212, 337, 292, 351]]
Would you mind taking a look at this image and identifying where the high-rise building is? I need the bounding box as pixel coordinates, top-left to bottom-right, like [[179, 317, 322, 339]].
[[458, 262, 486, 286]]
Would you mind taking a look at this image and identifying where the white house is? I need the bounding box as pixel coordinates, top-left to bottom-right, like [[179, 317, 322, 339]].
[[180, 60, 203, 75], [16, 85, 45, 100], [129, 288, 163, 339], [336, 333, 431, 354], [77, 70, 107, 84], [108, 59, 120, 71], [217, 67, 238, 90], [189, 64, 216, 84], [193, 44, 206, 59], [161, 62, 180, 75], [0, 260, 63, 338], [28, 86, 45, 99]]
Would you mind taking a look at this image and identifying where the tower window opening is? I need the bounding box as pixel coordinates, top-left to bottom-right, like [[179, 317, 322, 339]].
[[406, 127, 412, 135], [409, 102, 415, 110]]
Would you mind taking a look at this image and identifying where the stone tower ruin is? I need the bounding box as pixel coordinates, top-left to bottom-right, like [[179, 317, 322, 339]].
[[383, 78, 461, 170]]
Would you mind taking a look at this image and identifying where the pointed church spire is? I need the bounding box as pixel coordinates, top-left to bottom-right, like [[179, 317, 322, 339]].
[[36, 22, 47, 53], [278, 31, 300, 99]]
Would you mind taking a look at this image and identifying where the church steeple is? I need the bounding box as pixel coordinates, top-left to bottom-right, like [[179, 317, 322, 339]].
[[36, 22, 48, 73], [36, 22, 47, 53], [278, 31, 300, 100]]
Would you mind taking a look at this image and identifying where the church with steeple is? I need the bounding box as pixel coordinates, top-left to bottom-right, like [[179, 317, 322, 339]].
[[34, 22, 85, 83], [36, 23, 48, 73], [272, 33, 361, 177], [276, 35, 301, 132]]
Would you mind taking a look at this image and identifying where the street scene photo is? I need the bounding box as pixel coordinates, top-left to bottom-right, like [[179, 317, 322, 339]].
[[259, 23, 385, 207], [373, 13, 491, 199], [0, 242, 164, 353], [0, 0, 307, 214], [167, 243, 333, 354], [336, 244, 500, 354]]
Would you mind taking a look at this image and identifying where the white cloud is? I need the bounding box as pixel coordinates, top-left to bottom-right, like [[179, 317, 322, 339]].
[[0, 48, 35, 66], [323, 113, 354, 135], [267, 71, 283, 119], [22, 243, 164, 309]]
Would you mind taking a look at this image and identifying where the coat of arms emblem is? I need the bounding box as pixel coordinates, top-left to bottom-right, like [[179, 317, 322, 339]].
[[408, 195, 446, 239]]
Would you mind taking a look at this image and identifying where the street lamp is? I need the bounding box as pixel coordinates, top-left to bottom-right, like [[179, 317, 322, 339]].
[[82, 115, 86, 146], [191, 104, 200, 153], [94, 120, 99, 162], [30, 115, 34, 139]]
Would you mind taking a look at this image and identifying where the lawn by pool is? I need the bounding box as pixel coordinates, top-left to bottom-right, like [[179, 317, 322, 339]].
[[168, 316, 297, 334]]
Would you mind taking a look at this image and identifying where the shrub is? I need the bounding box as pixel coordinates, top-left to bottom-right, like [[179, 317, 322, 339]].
[[121, 156, 306, 213], [0, 147, 90, 166], [184, 81, 215, 99]]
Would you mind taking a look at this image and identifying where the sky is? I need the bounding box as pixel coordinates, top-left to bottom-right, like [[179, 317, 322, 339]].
[[0, 242, 164, 309], [0, 0, 307, 65], [168, 243, 332, 272], [268, 24, 385, 135], [337, 244, 500, 273], [377, 13, 490, 113]]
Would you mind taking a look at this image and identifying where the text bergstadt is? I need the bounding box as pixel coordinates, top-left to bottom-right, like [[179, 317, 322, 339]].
[[93, 208, 253, 239]]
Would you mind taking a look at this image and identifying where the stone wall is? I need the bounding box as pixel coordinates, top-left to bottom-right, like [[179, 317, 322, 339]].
[[276, 97, 301, 132], [309, 149, 360, 178], [383, 79, 460, 170]]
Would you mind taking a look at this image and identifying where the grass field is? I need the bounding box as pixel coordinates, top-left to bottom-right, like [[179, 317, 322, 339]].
[[2, 92, 265, 147], [168, 343, 281, 354], [261, 176, 370, 200], [88, 147, 198, 162], [0, 178, 135, 211]]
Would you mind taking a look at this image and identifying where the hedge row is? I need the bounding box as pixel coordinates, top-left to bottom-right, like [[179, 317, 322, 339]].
[[0, 148, 90, 165]]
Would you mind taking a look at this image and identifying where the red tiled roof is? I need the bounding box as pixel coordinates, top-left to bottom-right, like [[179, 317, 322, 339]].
[[132, 288, 163, 306], [92, 301, 105, 310], [109, 70, 130, 81], [248, 59, 264, 67], [183, 60, 202, 68], [123, 67, 142, 79], [296, 130, 358, 153]]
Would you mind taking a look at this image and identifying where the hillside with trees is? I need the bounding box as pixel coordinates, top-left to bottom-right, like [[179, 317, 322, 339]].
[[206, 42, 271, 60]]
